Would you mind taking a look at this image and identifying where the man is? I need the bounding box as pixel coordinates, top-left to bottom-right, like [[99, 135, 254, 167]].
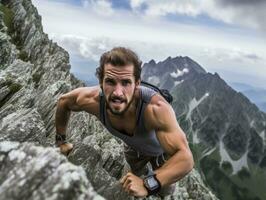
[[55, 47, 194, 198]]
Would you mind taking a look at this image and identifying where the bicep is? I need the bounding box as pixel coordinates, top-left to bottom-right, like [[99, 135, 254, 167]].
[[156, 126, 188, 156], [150, 101, 189, 155], [58, 87, 92, 112]]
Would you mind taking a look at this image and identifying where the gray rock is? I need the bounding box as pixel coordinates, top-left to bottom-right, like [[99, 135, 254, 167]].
[[0, 108, 46, 145], [0, 141, 104, 200]]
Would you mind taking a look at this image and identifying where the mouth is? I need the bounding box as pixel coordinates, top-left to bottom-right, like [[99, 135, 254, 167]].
[[109, 97, 126, 105]]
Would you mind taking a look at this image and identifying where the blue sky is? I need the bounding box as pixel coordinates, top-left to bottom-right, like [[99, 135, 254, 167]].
[[32, 0, 266, 88]]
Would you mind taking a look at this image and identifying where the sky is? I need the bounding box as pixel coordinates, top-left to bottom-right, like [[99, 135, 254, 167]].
[[32, 0, 266, 88]]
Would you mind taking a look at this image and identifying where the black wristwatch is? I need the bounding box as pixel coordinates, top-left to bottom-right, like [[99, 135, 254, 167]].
[[55, 133, 67, 146], [143, 172, 161, 196]]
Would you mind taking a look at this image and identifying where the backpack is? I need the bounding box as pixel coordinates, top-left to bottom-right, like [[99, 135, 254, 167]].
[[141, 81, 173, 104]]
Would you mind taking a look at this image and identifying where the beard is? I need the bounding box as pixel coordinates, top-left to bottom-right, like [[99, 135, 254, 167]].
[[105, 89, 136, 116]]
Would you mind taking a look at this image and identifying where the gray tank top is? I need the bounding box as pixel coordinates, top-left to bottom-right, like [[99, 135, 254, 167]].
[[99, 86, 164, 156]]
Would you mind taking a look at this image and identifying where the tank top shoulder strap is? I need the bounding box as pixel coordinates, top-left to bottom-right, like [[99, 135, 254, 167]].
[[99, 90, 106, 125], [136, 86, 158, 126], [139, 86, 158, 103]]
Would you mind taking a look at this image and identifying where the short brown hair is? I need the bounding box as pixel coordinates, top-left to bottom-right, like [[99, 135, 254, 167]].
[[95, 47, 142, 83]]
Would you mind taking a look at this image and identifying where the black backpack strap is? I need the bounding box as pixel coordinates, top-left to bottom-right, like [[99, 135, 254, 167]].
[[160, 89, 173, 103], [99, 90, 106, 125], [141, 81, 161, 93], [141, 81, 173, 104]]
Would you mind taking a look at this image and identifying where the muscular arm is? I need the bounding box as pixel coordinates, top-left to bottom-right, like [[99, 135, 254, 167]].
[[55, 86, 100, 145], [147, 96, 194, 187]]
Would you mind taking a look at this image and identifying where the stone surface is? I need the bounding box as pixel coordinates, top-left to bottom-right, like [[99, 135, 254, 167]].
[[0, 141, 104, 200]]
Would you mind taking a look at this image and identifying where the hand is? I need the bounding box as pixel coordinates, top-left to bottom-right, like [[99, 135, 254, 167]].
[[59, 142, 73, 156], [120, 172, 148, 197]]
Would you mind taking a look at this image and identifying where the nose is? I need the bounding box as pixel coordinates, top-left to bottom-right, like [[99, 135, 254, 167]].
[[113, 83, 123, 96]]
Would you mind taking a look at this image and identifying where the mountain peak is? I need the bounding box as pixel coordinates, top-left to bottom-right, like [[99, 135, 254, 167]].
[[148, 59, 156, 65], [142, 55, 207, 90]]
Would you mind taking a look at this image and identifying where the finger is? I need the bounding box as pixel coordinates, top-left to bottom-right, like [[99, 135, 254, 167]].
[[120, 175, 127, 184], [120, 172, 131, 184], [126, 183, 133, 194], [61, 148, 69, 156], [60, 144, 73, 155], [60, 145, 66, 153], [66, 146, 73, 156], [68, 143, 74, 149], [126, 181, 133, 191], [123, 177, 132, 189], [123, 176, 131, 189], [126, 172, 132, 176], [128, 183, 138, 196]]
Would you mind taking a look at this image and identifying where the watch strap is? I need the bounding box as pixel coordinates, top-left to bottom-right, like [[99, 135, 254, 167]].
[[55, 133, 67, 146], [143, 174, 161, 196]]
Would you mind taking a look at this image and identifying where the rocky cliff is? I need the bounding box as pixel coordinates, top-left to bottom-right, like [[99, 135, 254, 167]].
[[142, 56, 266, 200], [0, 141, 104, 200], [0, 0, 218, 200]]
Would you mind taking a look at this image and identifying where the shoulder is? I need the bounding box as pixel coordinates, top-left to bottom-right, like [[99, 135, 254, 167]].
[[60, 86, 101, 116], [60, 86, 100, 102], [75, 86, 101, 103], [144, 94, 177, 131]]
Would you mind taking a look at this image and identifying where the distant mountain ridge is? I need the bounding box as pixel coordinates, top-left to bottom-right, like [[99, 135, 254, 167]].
[[229, 82, 266, 112], [142, 56, 266, 200], [142, 56, 206, 90]]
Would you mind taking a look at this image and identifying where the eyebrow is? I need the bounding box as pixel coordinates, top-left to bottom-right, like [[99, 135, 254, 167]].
[[104, 77, 132, 82], [121, 79, 132, 82], [104, 77, 114, 81]]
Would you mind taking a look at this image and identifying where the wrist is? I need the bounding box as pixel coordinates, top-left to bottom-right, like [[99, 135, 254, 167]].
[[143, 174, 161, 196], [55, 133, 67, 147]]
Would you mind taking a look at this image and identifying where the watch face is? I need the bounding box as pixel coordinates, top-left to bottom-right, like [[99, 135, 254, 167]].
[[146, 176, 159, 189]]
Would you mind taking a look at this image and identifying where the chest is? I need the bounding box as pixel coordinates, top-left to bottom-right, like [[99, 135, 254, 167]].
[[108, 115, 137, 136]]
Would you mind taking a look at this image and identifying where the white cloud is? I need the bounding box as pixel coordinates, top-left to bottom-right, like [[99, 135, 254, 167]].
[[32, 0, 266, 88], [129, 0, 266, 31], [129, 0, 202, 18], [34, 0, 266, 56], [200, 47, 263, 64], [130, 0, 146, 9], [51, 35, 113, 61], [145, 0, 201, 17], [90, 0, 114, 16], [81, 0, 89, 8]]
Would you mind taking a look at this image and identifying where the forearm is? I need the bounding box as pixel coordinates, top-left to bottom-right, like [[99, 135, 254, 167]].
[[55, 98, 71, 144], [154, 149, 194, 187]]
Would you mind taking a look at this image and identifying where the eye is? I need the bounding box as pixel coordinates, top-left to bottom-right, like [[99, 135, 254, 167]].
[[105, 78, 115, 85], [121, 80, 132, 86]]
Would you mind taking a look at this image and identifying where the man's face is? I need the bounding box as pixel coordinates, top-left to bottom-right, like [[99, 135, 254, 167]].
[[101, 63, 139, 116]]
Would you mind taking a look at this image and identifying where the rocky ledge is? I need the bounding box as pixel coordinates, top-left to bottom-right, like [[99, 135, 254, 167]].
[[0, 140, 104, 200]]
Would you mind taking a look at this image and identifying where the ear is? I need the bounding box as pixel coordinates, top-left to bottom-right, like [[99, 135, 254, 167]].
[[135, 79, 141, 87]]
